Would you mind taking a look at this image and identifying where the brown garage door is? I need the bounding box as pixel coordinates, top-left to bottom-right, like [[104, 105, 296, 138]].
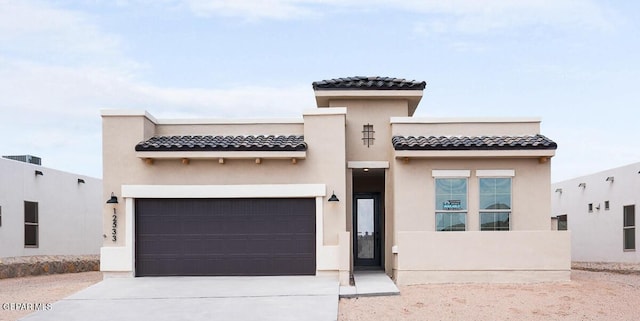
[[135, 198, 316, 276]]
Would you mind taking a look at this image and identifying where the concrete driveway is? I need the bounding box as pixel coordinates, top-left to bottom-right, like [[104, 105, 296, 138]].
[[20, 276, 339, 321]]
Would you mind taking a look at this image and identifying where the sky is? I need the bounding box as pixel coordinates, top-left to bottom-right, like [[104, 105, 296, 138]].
[[0, 0, 638, 182]]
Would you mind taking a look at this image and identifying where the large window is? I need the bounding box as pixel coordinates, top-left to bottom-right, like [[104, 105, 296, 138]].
[[623, 205, 635, 251], [24, 201, 38, 247], [479, 178, 511, 231], [435, 178, 467, 231]]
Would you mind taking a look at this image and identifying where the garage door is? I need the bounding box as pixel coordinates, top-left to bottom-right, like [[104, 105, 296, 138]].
[[135, 198, 316, 276]]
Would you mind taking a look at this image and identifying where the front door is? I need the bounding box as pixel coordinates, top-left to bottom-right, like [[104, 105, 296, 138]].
[[353, 193, 381, 267]]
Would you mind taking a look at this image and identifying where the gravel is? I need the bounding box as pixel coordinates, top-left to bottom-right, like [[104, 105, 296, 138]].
[[0, 272, 102, 321], [339, 270, 640, 321]]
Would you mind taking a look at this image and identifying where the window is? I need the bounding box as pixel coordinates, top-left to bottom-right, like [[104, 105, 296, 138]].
[[588, 203, 593, 213], [362, 124, 375, 147], [435, 178, 467, 231], [0, 206, 2, 227], [24, 201, 38, 247], [605, 201, 610, 211], [557, 214, 568, 231], [623, 205, 635, 251], [479, 178, 511, 231]]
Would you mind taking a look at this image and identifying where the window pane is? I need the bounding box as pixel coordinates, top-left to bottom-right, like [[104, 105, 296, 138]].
[[24, 201, 38, 223], [356, 199, 374, 259], [435, 178, 467, 211], [624, 228, 635, 250], [558, 215, 568, 231], [479, 178, 511, 210], [624, 206, 635, 227], [25, 224, 38, 246], [436, 213, 466, 231], [480, 212, 510, 231]]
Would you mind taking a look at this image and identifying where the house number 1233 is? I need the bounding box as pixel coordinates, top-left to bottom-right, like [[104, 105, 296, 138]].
[[112, 214, 117, 242]]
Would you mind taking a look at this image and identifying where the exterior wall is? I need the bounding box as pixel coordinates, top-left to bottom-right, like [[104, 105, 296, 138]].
[[389, 117, 569, 283], [100, 109, 349, 282], [552, 162, 640, 263], [328, 99, 409, 277], [0, 158, 102, 258]]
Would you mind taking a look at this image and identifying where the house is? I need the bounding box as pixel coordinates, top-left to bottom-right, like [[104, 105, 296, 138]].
[[552, 162, 639, 263], [100, 76, 570, 285], [0, 156, 102, 258]]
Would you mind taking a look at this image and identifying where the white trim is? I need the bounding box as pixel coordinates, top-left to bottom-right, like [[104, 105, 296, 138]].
[[156, 118, 303, 125], [101, 109, 158, 124], [390, 117, 541, 124], [303, 107, 347, 116], [136, 151, 306, 160], [122, 184, 326, 199], [347, 161, 389, 169], [476, 170, 516, 177], [432, 170, 471, 177], [314, 90, 423, 98], [395, 150, 555, 158]]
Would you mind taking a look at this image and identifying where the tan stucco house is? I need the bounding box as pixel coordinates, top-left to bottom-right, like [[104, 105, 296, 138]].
[[100, 76, 570, 285]]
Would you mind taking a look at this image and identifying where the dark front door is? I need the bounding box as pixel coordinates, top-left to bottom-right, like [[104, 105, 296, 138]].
[[353, 193, 381, 267], [135, 198, 316, 276]]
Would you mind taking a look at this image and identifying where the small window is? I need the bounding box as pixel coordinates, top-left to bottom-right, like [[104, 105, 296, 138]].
[[557, 214, 568, 230], [362, 124, 375, 147], [605, 201, 610, 211], [24, 201, 38, 247], [623, 205, 635, 251], [435, 178, 467, 231], [588, 203, 593, 213], [0, 205, 2, 227]]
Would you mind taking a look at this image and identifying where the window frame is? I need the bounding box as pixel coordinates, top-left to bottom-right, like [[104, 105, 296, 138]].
[[623, 205, 635, 251], [24, 201, 39, 248], [434, 177, 468, 232], [478, 177, 512, 231]]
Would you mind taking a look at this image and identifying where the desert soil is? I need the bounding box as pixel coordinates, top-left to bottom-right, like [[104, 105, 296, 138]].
[[339, 270, 640, 321], [1, 270, 639, 321], [0, 271, 103, 321]]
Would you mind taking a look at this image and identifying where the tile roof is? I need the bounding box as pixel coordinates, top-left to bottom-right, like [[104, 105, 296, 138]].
[[392, 134, 558, 151], [135, 135, 307, 152], [312, 76, 426, 91]]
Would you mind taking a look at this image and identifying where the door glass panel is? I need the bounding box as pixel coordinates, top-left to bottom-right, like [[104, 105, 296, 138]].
[[357, 198, 374, 259]]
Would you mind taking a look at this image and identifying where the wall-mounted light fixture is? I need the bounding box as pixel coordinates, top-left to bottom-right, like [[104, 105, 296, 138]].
[[555, 188, 563, 193], [605, 176, 614, 182], [77, 178, 85, 184], [328, 191, 339, 202], [35, 170, 43, 176], [578, 183, 586, 188], [106, 192, 119, 204]]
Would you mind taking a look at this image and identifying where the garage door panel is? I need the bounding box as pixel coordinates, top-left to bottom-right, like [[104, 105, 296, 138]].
[[135, 198, 316, 276]]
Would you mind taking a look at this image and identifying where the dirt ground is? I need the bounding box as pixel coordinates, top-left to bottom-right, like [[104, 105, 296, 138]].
[[1, 270, 639, 321], [339, 270, 640, 321], [0, 271, 103, 321]]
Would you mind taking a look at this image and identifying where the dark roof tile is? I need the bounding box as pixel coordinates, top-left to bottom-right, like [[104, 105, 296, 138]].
[[392, 134, 557, 151], [312, 76, 426, 91], [135, 135, 307, 152]]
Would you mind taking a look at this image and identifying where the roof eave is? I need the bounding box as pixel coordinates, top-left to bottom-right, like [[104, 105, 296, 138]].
[[314, 90, 424, 116]]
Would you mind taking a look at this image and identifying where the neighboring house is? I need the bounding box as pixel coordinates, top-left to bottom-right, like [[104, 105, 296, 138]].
[[552, 162, 640, 263], [100, 76, 570, 285], [0, 156, 102, 258]]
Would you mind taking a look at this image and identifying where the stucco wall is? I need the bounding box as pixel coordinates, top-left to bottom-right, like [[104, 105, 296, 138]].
[[0, 158, 102, 258], [100, 109, 348, 278], [552, 162, 640, 263]]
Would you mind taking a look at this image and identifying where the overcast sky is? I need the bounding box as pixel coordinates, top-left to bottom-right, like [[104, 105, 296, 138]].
[[1, 0, 638, 182]]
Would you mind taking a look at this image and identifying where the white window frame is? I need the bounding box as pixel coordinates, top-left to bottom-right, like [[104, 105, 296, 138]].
[[478, 177, 512, 231], [434, 177, 468, 232]]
